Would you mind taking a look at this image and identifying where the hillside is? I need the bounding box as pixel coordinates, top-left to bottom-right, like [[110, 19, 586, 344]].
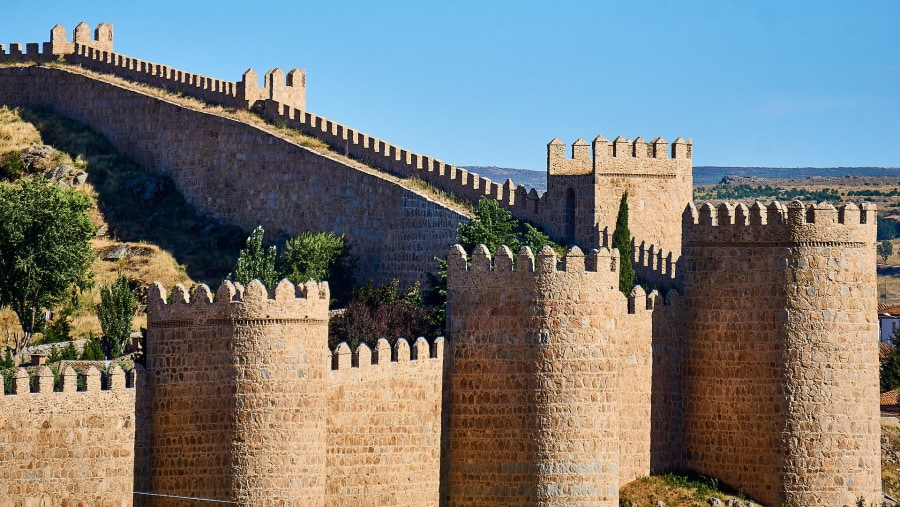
[[0, 105, 233, 338]]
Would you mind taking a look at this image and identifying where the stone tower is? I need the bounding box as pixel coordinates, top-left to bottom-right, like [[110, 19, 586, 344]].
[[445, 244, 654, 506], [680, 200, 881, 506], [544, 136, 692, 255], [146, 279, 330, 506]]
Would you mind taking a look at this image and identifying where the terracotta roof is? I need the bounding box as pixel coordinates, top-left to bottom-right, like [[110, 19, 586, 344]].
[[883, 389, 900, 406], [880, 305, 900, 316], [883, 342, 897, 360]]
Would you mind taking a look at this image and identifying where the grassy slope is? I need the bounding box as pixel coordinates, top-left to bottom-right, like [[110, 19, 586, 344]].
[[0, 105, 220, 339]]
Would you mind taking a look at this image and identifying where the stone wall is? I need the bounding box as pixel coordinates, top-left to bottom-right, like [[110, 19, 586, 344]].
[[0, 65, 464, 287], [146, 279, 331, 506], [327, 338, 446, 506], [681, 200, 881, 506], [445, 244, 654, 507], [0, 365, 136, 507], [544, 136, 693, 254]]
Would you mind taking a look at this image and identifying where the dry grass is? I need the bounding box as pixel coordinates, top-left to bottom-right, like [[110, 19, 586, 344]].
[[884, 423, 900, 499], [620, 473, 753, 506], [0, 105, 42, 155]]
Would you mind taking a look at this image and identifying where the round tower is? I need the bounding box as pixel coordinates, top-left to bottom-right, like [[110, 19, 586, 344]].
[[446, 244, 653, 506], [778, 201, 880, 505], [681, 200, 880, 506], [229, 279, 330, 506]]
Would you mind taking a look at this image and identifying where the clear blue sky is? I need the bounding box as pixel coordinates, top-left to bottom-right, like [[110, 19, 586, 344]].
[[2, 1, 898, 170]]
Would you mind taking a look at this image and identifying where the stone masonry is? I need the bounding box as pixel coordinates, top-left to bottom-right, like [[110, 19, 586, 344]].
[[0, 23, 884, 506]]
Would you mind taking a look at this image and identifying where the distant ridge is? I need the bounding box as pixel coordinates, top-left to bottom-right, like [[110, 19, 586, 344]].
[[466, 165, 900, 191], [463, 166, 545, 192]]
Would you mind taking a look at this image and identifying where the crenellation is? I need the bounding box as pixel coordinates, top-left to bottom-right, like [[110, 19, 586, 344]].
[[0, 23, 883, 507]]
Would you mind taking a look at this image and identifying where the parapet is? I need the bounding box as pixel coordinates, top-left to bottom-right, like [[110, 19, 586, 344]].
[[330, 337, 445, 370], [2, 363, 136, 397], [147, 279, 330, 323], [682, 200, 877, 245], [547, 135, 692, 176]]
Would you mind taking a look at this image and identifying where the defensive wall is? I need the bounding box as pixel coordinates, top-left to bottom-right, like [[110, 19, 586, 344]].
[[0, 21, 885, 507], [0, 64, 464, 287], [445, 244, 656, 506], [1, 23, 691, 260], [0, 364, 138, 507], [680, 200, 881, 506], [145, 279, 446, 506]]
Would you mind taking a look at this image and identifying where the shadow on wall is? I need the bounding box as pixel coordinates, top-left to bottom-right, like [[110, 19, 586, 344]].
[[18, 106, 245, 285]]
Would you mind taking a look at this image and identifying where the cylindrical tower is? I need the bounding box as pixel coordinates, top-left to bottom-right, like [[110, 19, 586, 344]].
[[146, 282, 237, 505], [446, 244, 652, 506], [146, 279, 330, 506], [229, 279, 330, 506], [779, 201, 880, 505], [681, 200, 880, 506]]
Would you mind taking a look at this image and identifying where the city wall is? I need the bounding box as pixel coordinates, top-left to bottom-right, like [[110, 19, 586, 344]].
[[327, 338, 446, 506], [144, 280, 448, 506], [681, 200, 881, 506], [0, 65, 464, 287], [0, 365, 137, 507], [445, 244, 656, 507]]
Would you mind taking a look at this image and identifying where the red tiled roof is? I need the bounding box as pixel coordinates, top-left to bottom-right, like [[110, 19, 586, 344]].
[[882, 389, 900, 406]]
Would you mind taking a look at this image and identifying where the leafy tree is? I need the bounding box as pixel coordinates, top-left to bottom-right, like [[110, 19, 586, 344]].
[[879, 240, 894, 263], [280, 231, 355, 305], [232, 225, 278, 289], [0, 349, 14, 369], [48, 341, 79, 362], [612, 192, 636, 295], [0, 177, 94, 360], [457, 197, 559, 254], [96, 273, 138, 359], [457, 198, 522, 253], [80, 334, 105, 360]]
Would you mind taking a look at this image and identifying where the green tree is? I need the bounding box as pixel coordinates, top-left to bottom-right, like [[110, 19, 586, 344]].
[[96, 273, 138, 359], [882, 330, 900, 392], [457, 198, 522, 253], [612, 192, 636, 295], [879, 240, 894, 263], [80, 334, 105, 361], [0, 177, 94, 360], [232, 225, 277, 289], [280, 231, 355, 305]]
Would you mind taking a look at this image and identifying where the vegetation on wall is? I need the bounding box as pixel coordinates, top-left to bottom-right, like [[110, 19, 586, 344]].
[[232, 226, 278, 290], [456, 198, 557, 255]]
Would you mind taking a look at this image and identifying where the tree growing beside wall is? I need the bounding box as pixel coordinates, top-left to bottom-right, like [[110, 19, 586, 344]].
[[0, 177, 94, 360], [612, 192, 636, 295], [232, 226, 278, 290], [231, 226, 356, 305], [96, 273, 138, 359]]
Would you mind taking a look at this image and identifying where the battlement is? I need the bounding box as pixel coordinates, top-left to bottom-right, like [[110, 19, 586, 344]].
[[0, 22, 112, 64], [147, 278, 330, 322], [330, 336, 445, 370], [682, 200, 877, 245], [547, 135, 692, 176], [0, 23, 305, 111], [632, 239, 679, 289], [3, 363, 133, 396]]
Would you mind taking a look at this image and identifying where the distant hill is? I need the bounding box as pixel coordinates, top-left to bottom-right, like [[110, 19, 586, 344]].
[[467, 165, 900, 190], [463, 166, 546, 192]]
